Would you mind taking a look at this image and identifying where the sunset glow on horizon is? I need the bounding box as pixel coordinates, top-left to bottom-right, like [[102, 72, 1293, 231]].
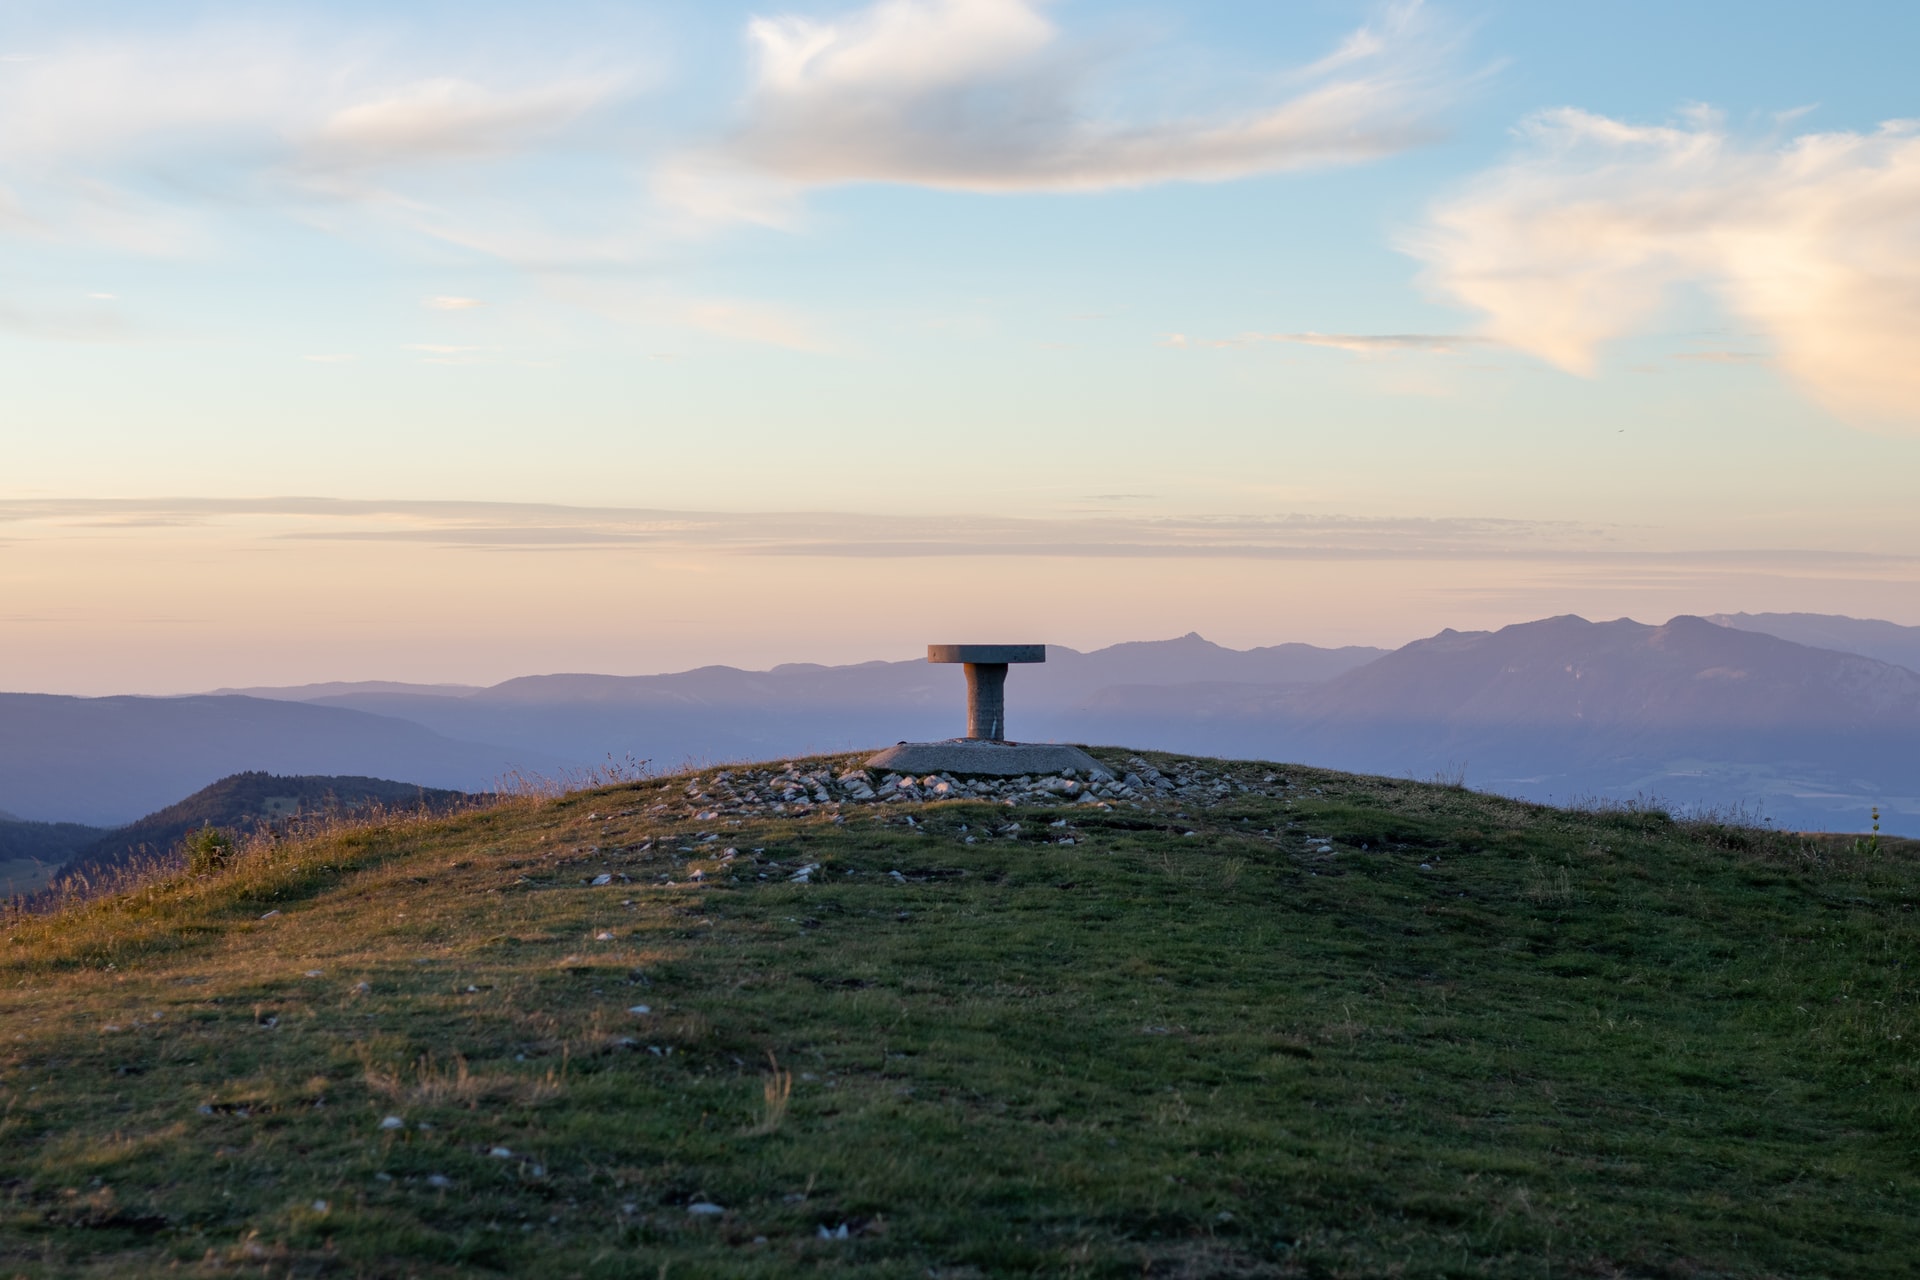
[[6, 0, 1920, 693]]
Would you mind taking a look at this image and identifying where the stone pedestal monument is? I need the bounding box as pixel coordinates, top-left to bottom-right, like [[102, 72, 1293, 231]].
[[866, 644, 1112, 778]]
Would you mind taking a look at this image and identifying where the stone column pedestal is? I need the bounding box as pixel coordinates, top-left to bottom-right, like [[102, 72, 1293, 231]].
[[963, 663, 1008, 740], [927, 644, 1044, 742]]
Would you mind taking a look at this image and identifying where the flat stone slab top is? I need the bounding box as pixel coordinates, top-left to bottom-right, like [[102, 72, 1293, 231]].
[[928, 644, 1045, 664], [867, 739, 1113, 779]]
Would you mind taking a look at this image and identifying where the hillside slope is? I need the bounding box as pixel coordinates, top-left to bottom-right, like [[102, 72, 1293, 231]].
[[56, 772, 473, 883], [3, 751, 1916, 1276]]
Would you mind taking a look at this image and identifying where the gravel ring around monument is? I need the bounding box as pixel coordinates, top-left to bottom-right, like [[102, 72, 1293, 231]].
[[865, 740, 1113, 779]]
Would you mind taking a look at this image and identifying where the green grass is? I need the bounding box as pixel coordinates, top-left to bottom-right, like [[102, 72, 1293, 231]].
[[3, 751, 1916, 1277]]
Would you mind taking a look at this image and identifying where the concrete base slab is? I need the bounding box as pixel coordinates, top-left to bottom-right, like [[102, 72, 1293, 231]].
[[866, 739, 1113, 779]]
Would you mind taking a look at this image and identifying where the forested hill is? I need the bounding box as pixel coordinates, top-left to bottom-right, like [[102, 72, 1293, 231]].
[[56, 772, 472, 882]]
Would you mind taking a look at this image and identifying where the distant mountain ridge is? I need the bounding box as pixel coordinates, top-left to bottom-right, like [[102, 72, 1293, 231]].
[[9, 615, 1918, 837], [0, 694, 551, 826], [220, 634, 1388, 710], [1071, 615, 1920, 833], [204, 635, 1388, 776], [211, 680, 481, 700], [1293, 614, 1920, 727], [1707, 612, 1920, 674]]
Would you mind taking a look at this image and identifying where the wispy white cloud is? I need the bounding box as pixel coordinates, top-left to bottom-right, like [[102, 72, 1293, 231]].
[[666, 0, 1458, 220], [295, 76, 619, 177], [1166, 330, 1483, 354], [1266, 331, 1483, 354], [0, 22, 770, 344], [0, 298, 133, 343], [1409, 107, 1920, 428], [0, 25, 624, 170], [0, 7, 1460, 354], [0, 186, 34, 233], [403, 342, 500, 365], [0, 171, 200, 255], [1672, 349, 1769, 364], [0, 24, 632, 253], [542, 276, 832, 352], [0, 29, 299, 162]]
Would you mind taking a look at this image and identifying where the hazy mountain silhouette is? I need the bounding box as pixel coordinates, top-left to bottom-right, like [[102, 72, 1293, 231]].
[[230, 635, 1388, 767], [0, 694, 547, 826], [1072, 616, 1920, 833], [212, 680, 481, 700], [1293, 614, 1920, 726], [237, 634, 1384, 709], [1706, 612, 1920, 674]]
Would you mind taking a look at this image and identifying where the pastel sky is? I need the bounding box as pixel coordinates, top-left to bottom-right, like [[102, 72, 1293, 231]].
[[5, 0, 1920, 693]]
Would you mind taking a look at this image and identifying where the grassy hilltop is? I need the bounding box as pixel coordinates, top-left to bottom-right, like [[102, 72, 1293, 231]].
[[2, 751, 1916, 1277]]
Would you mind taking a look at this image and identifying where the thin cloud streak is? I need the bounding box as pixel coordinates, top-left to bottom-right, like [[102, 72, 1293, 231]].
[[1410, 107, 1920, 428], [1162, 330, 1483, 354], [296, 77, 617, 174], [0, 297, 134, 343], [6, 497, 1912, 570]]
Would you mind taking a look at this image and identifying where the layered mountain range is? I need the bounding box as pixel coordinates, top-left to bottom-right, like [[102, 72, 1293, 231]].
[[4, 613, 1915, 836]]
